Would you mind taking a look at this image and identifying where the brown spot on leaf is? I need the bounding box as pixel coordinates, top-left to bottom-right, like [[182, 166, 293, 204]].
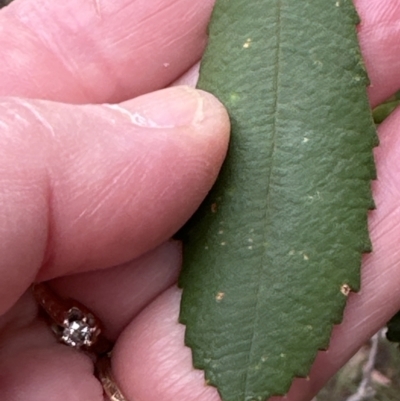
[[341, 284, 351, 296], [211, 203, 218, 213]]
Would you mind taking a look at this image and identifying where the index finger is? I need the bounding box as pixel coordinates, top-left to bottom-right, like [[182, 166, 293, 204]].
[[0, 0, 214, 103]]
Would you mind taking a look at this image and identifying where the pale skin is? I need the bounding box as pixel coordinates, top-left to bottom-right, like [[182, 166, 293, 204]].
[[0, 0, 399, 400]]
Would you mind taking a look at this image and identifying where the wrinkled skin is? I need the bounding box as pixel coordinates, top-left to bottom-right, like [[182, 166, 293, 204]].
[[0, 1, 399, 400]]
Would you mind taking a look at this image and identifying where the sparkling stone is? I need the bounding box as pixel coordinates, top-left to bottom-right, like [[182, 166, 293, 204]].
[[61, 307, 94, 348]]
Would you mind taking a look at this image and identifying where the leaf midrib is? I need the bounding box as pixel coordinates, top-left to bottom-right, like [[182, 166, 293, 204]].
[[243, 0, 283, 396]]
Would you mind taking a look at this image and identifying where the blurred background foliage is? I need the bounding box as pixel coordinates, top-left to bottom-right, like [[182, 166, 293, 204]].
[[317, 331, 400, 401]]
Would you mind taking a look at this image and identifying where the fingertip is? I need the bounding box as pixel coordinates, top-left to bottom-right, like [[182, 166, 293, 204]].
[[119, 85, 230, 176], [120, 85, 230, 137], [195, 88, 231, 140]]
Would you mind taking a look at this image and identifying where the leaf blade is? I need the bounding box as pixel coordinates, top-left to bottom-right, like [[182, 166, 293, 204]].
[[179, 1, 377, 400]]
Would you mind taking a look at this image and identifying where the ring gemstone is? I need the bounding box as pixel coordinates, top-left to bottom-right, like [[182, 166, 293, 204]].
[[61, 307, 96, 348]]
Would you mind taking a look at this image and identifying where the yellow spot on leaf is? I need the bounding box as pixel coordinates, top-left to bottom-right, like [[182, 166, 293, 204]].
[[216, 292, 225, 301], [230, 93, 240, 104], [243, 38, 252, 48]]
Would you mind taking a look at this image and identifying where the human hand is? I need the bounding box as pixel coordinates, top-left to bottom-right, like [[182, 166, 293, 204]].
[[0, 0, 399, 401], [0, 0, 229, 399]]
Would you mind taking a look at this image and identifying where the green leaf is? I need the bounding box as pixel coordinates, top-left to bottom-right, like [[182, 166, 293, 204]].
[[178, 1, 377, 400], [373, 92, 400, 124]]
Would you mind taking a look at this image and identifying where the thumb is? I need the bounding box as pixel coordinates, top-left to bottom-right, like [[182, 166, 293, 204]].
[[0, 86, 230, 314]]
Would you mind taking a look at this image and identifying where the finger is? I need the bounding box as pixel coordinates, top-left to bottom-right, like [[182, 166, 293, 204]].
[[112, 286, 221, 401], [50, 240, 182, 340], [355, 0, 400, 107], [0, 86, 230, 315], [0, 348, 102, 401], [0, 0, 214, 103]]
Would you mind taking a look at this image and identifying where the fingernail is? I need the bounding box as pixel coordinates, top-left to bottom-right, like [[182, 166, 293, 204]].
[[121, 86, 222, 128]]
